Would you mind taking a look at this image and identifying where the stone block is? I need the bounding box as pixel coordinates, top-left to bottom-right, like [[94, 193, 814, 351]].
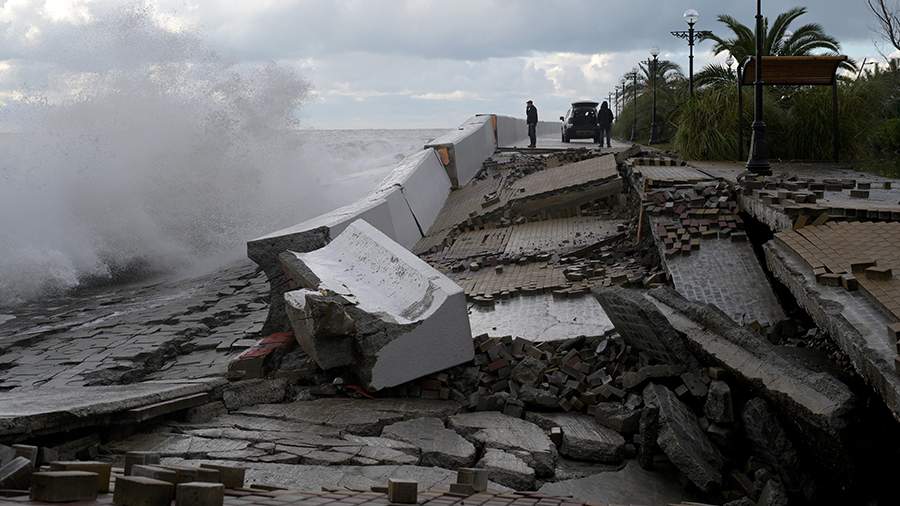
[[705, 381, 734, 424], [0, 456, 33, 489], [124, 451, 160, 475], [113, 476, 175, 506], [160, 464, 219, 484], [12, 444, 38, 467], [176, 482, 224, 506], [865, 266, 893, 281], [132, 465, 177, 484], [199, 463, 245, 489], [49, 461, 111, 492], [31, 471, 98, 502], [644, 383, 725, 493], [282, 220, 474, 389], [387, 478, 418, 504], [476, 449, 535, 490], [456, 467, 488, 492]]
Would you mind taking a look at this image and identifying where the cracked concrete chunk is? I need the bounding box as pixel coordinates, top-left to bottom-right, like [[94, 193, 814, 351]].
[[382, 417, 476, 468], [282, 220, 474, 389], [538, 460, 686, 506], [237, 398, 461, 435], [221, 379, 287, 410], [643, 383, 724, 493], [476, 449, 535, 490], [283, 290, 355, 370], [525, 412, 625, 463], [705, 380, 734, 424], [448, 411, 557, 478]]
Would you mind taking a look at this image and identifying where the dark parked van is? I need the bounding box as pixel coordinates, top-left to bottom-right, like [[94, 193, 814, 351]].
[[559, 101, 600, 143]]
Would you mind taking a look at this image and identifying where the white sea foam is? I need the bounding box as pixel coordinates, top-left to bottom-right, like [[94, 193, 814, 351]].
[[0, 3, 442, 305]]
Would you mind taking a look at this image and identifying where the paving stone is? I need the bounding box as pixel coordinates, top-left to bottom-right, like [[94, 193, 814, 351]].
[[448, 411, 557, 477], [704, 381, 734, 424], [30, 470, 98, 502], [124, 452, 161, 476], [643, 383, 725, 493], [388, 478, 418, 503], [176, 482, 224, 506], [131, 465, 177, 484], [49, 461, 111, 492], [12, 444, 38, 467], [198, 463, 245, 489], [381, 417, 476, 468], [0, 456, 33, 489], [525, 412, 625, 463], [476, 449, 535, 490], [113, 475, 175, 506]]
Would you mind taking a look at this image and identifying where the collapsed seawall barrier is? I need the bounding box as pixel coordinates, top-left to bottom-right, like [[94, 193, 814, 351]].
[[247, 113, 549, 332]]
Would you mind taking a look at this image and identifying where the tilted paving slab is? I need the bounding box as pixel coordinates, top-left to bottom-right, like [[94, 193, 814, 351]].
[[539, 460, 687, 505], [476, 449, 535, 490], [381, 417, 476, 468], [237, 398, 462, 436], [765, 239, 900, 423], [160, 458, 512, 494], [0, 379, 225, 438], [447, 411, 557, 478]]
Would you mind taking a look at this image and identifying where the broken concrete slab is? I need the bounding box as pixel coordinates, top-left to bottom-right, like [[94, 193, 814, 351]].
[[221, 379, 287, 410], [381, 417, 476, 468], [281, 220, 474, 389], [742, 398, 810, 498], [476, 449, 535, 490], [538, 461, 687, 506], [161, 458, 511, 493], [447, 411, 557, 477], [592, 287, 698, 367], [0, 379, 225, 438], [637, 287, 854, 476], [109, 433, 250, 458], [237, 398, 460, 436], [587, 402, 641, 435], [525, 412, 625, 463], [644, 383, 725, 493]]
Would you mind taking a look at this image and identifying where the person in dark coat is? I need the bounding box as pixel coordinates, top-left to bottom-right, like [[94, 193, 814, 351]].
[[526, 100, 538, 148], [597, 101, 614, 148]]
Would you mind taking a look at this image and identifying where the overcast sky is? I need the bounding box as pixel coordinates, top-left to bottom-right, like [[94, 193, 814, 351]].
[[0, 0, 889, 128]]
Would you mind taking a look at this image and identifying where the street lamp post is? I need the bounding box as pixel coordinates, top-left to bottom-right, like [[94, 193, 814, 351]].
[[671, 9, 712, 98], [626, 70, 638, 142], [648, 47, 660, 145], [746, 0, 771, 174]]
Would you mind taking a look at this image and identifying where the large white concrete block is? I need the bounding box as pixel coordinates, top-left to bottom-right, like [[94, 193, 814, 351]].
[[282, 219, 474, 389], [375, 148, 451, 237], [426, 115, 496, 188]]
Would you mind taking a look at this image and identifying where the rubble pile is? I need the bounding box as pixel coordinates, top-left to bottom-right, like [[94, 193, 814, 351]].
[[643, 182, 748, 257]]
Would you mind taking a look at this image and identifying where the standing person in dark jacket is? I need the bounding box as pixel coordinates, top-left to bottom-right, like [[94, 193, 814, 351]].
[[597, 101, 614, 148], [526, 100, 538, 148]]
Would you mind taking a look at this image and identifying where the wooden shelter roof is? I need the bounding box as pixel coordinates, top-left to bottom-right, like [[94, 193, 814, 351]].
[[740, 55, 847, 86]]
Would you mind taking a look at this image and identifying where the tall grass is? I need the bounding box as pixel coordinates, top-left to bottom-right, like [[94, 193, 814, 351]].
[[616, 66, 900, 162]]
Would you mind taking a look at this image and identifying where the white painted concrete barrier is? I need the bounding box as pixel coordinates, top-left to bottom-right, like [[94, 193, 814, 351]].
[[425, 115, 497, 188], [496, 115, 560, 147]]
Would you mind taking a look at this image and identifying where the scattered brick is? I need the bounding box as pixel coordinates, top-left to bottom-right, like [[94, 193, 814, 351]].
[[30, 471, 98, 502]]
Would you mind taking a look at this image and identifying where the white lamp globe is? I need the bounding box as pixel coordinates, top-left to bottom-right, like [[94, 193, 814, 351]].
[[650, 46, 661, 57], [684, 9, 700, 25]]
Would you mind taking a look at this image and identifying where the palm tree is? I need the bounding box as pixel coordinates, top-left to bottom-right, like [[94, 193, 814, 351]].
[[694, 63, 736, 90], [637, 60, 684, 92], [700, 7, 853, 70]]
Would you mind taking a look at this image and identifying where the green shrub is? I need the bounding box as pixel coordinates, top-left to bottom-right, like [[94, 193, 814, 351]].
[[873, 118, 900, 154]]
